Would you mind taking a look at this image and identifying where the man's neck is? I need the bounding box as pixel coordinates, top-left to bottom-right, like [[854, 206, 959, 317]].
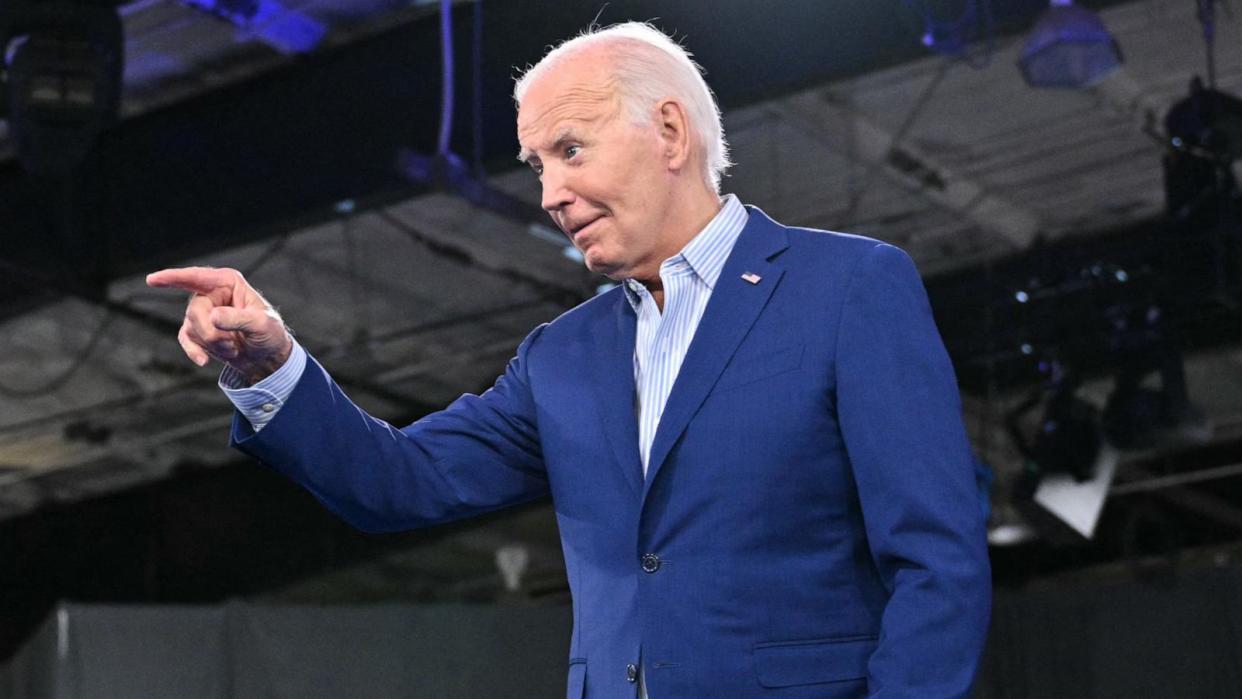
[[635, 190, 724, 310]]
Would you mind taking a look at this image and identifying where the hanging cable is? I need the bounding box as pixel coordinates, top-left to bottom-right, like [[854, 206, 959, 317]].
[[1198, 0, 1218, 89], [375, 209, 589, 307], [436, 0, 455, 157], [472, 0, 484, 177], [0, 312, 117, 399], [840, 59, 951, 226]]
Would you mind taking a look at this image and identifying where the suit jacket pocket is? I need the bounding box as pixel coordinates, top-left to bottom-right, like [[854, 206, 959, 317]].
[[753, 636, 876, 688], [566, 658, 586, 699], [716, 343, 804, 394]]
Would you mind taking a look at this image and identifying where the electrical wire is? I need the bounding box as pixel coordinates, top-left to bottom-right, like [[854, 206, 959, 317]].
[[0, 311, 118, 399], [1198, 0, 1219, 89], [471, 0, 484, 177], [841, 59, 951, 227], [374, 208, 589, 307], [436, 0, 454, 157]]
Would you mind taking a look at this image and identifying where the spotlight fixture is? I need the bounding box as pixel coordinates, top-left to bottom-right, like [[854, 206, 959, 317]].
[[1018, 0, 1123, 89], [1102, 323, 1210, 450], [181, 0, 326, 55], [1165, 77, 1242, 163], [1007, 363, 1102, 484], [1005, 362, 1116, 540], [1003, 360, 1122, 541], [0, 1, 124, 175], [1030, 385, 1102, 483]]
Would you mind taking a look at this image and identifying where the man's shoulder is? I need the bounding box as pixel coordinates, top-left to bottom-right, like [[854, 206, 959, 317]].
[[748, 206, 894, 271], [744, 205, 888, 257], [788, 225, 886, 255]]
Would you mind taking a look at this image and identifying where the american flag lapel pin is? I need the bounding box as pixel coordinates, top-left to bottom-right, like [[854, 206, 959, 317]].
[[741, 272, 762, 285]]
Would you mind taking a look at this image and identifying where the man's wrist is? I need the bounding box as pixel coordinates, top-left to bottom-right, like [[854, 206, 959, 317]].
[[240, 343, 294, 386], [220, 340, 304, 391], [220, 341, 307, 431]]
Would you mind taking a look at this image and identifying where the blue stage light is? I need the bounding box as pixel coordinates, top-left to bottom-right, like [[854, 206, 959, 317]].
[[183, 0, 326, 54], [1018, 0, 1122, 89]]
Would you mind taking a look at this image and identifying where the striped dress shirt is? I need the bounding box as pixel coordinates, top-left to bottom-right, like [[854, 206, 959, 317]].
[[220, 341, 307, 431], [624, 194, 748, 475]]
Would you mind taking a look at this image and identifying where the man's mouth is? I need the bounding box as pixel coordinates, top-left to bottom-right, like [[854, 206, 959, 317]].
[[567, 216, 603, 238]]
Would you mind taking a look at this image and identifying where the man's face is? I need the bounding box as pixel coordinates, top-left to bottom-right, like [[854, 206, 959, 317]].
[[517, 55, 673, 282]]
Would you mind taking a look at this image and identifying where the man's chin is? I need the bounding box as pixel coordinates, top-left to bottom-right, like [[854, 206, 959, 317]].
[[583, 254, 623, 280]]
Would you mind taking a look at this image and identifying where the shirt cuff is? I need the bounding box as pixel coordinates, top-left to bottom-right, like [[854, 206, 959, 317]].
[[219, 341, 307, 432]]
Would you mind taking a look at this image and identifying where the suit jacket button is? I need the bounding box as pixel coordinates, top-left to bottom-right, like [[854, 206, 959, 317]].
[[641, 553, 661, 573], [626, 663, 638, 683]]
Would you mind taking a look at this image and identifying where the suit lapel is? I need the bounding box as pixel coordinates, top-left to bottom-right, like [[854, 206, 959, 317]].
[[642, 208, 790, 498], [589, 288, 644, 496]]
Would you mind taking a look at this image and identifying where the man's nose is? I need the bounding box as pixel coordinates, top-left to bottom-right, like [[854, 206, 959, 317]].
[[540, 167, 573, 214]]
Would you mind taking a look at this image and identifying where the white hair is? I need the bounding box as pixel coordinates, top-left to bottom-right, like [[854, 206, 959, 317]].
[[513, 22, 732, 192]]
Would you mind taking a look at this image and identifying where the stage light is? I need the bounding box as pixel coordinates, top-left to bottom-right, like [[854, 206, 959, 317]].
[[1, 3, 124, 175], [182, 0, 326, 55], [1030, 445, 1117, 539], [1006, 364, 1116, 540], [1165, 77, 1242, 162], [1018, 0, 1123, 89], [1032, 391, 1102, 483], [987, 520, 1037, 547], [1006, 363, 1103, 484]]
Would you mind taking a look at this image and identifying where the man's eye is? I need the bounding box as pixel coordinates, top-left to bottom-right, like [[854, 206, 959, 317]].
[[529, 162, 544, 176], [565, 145, 581, 159]]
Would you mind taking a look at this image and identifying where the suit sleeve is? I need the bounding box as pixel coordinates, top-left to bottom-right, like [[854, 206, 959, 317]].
[[230, 324, 550, 533], [835, 243, 991, 698]]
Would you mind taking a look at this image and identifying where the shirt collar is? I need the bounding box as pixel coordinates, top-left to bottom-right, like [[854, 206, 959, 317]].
[[622, 194, 748, 310]]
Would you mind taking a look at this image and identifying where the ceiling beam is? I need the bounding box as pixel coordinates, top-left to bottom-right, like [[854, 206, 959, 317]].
[[773, 86, 1043, 250]]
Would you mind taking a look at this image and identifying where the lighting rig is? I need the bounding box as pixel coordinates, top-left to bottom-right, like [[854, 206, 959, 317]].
[[0, 0, 124, 175], [1018, 0, 1123, 88], [180, 0, 325, 55], [954, 1, 1242, 548]]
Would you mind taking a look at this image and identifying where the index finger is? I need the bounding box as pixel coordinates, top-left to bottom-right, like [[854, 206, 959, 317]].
[[146, 267, 239, 296]]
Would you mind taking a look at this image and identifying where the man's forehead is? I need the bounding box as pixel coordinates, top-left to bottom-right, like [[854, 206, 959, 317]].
[[517, 62, 618, 143]]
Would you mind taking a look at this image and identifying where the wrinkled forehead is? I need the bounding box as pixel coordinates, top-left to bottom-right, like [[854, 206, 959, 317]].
[[516, 57, 620, 144]]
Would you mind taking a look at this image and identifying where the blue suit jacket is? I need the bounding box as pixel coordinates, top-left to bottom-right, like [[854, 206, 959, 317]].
[[233, 206, 991, 698]]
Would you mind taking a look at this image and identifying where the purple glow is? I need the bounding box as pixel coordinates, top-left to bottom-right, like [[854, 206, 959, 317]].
[[183, 0, 326, 54], [245, 0, 326, 54], [1019, 3, 1122, 89]]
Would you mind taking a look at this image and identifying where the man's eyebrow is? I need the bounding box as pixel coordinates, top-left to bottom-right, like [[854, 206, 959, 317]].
[[516, 127, 580, 164]]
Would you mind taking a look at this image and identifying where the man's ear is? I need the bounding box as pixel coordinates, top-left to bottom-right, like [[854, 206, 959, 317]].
[[657, 99, 693, 171]]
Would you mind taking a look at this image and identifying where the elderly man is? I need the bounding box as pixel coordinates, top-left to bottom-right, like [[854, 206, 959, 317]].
[[149, 22, 990, 699]]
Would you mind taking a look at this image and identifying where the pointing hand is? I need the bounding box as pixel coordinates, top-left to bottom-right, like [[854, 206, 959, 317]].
[[146, 266, 293, 385]]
